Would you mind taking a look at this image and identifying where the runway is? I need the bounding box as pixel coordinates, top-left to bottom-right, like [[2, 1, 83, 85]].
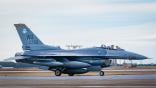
[[0, 74, 156, 80], [0, 75, 156, 88], [0, 68, 156, 88], [0, 69, 156, 76]]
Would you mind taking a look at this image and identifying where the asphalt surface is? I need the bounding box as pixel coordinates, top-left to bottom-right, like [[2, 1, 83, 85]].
[[0, 75, 156, 88]]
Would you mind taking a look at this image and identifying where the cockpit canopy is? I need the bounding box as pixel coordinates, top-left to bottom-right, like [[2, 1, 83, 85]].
[[100, 44, 124, 50]]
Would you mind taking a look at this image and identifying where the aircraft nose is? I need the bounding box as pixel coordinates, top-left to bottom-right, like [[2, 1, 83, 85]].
[[137, 54, 148, 60], [131, 53, 148, 60]]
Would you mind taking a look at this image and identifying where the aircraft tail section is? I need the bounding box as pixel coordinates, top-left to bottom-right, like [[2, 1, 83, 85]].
[[14, 24, 61, 51]]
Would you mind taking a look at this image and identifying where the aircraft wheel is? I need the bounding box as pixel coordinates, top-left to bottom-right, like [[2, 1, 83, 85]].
[[55, 69, 62, 76], [68, 73, 74, 76], [99, 71, 104, 76]]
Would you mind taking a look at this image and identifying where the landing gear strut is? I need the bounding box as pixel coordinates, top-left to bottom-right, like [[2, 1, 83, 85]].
[[99, 71, 104, 76], [55, 69, 62, 76]]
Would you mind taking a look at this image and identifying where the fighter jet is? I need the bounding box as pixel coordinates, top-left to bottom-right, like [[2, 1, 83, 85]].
[[13, 24, 147, 76]]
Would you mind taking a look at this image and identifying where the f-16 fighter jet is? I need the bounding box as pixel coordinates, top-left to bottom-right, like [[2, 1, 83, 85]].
[[13, 24, 148, 76]]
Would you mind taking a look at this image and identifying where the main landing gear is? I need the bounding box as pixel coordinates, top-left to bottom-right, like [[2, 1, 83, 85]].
[[99, 71, 105, 76], [54, 69, 74, 76], [54, 69, 104, 76], [55, 69, 62, 76]]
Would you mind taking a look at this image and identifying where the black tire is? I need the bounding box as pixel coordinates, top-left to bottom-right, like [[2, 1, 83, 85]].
[[68, 73, 74, 76], [99, 71, 104, 76], [55, 69, 62, 76]]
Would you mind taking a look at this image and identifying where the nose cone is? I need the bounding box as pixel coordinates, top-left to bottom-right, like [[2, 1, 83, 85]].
[[135, 54, 148, 60], [129, 52, 148, 60]]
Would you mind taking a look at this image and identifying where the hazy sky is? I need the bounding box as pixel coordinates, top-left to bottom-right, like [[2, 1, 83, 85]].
[[0, 0, 156, 64]]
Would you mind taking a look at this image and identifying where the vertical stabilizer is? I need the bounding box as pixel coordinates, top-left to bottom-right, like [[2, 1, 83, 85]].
[[14, 24, 44, 50], [14, 24, 61, 50]]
